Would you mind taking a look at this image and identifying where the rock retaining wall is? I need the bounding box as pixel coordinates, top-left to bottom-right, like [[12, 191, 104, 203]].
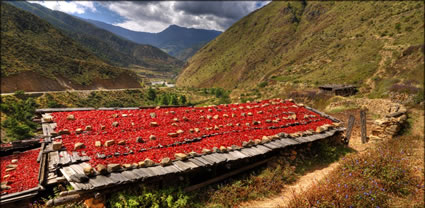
[[370, 104, 407, 141]]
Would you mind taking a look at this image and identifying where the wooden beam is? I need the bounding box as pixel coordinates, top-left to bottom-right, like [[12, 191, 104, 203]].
[[0, 186, 40, 201]]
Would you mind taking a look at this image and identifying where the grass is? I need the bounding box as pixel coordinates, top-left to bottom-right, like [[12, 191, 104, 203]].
[[286, 114, 424, 208], [326, 105, 359, 114]]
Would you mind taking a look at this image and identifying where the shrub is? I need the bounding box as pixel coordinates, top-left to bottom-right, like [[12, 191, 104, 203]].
[[413, 88, 424, 104], [395, 23, 401, 31], [389, 83, 420, 94], [258, 82, 268, 88], [179, 95, 187, 105], [169, 95, 179, 105], [147, 88, 157, 101], [1, 95, 39, 141], [108, 186, 192, 208]]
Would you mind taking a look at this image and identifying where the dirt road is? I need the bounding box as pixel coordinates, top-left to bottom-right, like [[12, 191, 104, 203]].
[[0, 88, 145, 96]]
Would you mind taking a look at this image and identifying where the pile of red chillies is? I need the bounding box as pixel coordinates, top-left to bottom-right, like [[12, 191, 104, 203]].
[[51, 99, 333, 166], [0, 149, 40, 194]]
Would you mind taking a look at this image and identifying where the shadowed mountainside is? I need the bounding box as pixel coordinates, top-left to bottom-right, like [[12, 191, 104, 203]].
[[1, 3, 140, 92], [7, 1, 183, 78]]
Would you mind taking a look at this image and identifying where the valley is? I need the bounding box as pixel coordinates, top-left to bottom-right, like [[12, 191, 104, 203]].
[[84, 20, 222, 61]]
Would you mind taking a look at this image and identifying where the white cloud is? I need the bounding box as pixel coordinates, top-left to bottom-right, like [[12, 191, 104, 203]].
[[28, 1, 96, 14], [28, 1, 271, 32], [115, 20, 169, 34], [100, 1, 270, 32]]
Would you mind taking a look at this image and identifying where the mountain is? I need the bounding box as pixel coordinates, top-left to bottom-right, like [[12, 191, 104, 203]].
[[1, 2, 141, 93], [177, 1, 424, 93], [6, 1, 183, 78], [84, 19, 222, 61]]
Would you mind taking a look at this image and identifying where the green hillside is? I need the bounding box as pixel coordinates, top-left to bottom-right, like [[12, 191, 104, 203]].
[[177, 1, 424, 94], [7, 1, 183, 77], [1, 3, 140, 92]]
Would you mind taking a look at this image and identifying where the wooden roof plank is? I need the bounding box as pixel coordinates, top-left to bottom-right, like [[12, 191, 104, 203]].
[[77, 163, 114, 188], [130, 168, 149, 179], [220, 152, 237, 161], [263, 142, 279, 149], [67, 165, 93, 190], [231, 150, 248, 159], [163, 165, 180, 174], [108, 173, 128, 185], [139, 168, 155, 178], [121, 171, 139, 182], [201, 155, 219, 165], [244, 147, 261, 156], [72, 152, 81, 162], [59, 167, 89, 190], [63, 151, 72, 165], [173, 161, 193, 172], [226, 151, 243, 161], [253, 145, 270, 154], [209, 153, 227, 163], [181, 161, 198, 170], [240, 148, 255, 157], [188, 158, 205, 166], [68, 164, 85, 175], [210, 153, 227, 163], [294, 137, 309, 144], [148, 166, 168, 176], [276, 139, 292, 148], [281, 139, 299, 145], [256, 145, 271, 152], [190, 157, 212, 166], [90, 175, 115, 188]]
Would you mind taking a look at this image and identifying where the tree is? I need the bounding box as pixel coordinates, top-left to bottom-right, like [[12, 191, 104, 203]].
[[169, 95, 179, 105], [214, 88, 224, 98], [158, 94, 169, 105], [179, 95, 187, 105], [147, 87, 156, 101]]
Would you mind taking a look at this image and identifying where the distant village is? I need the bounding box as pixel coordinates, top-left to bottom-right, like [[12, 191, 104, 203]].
[[150, 80, 176, 88]]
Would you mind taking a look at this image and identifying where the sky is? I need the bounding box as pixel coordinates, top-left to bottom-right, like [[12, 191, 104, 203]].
[[28, 1, 271, 33]]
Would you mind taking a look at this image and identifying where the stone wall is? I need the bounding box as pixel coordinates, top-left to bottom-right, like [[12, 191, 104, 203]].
[[370, 104, 407, 141]]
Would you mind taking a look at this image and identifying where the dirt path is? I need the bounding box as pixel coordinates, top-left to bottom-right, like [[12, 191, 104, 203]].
[[239, 163, 340, 208], [365, 35, 409, 90]]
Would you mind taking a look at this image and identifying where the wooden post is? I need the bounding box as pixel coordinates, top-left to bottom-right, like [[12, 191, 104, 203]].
[[345, 115, 355, 144], [360, 110, 367, 143]]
